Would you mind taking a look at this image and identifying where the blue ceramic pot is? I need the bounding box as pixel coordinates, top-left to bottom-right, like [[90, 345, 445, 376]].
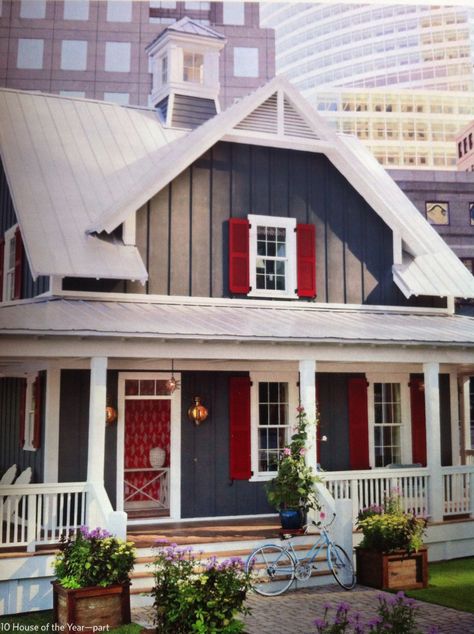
[[279, 508, 305, 529]]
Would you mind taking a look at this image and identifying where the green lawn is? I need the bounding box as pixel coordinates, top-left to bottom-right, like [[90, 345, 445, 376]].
[[0, 611, 143, 633], [405, 557, 474, 613]]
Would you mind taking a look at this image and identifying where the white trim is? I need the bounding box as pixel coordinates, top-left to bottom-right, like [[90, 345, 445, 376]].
[[367, 372, 411, 468], [249, 370, 298, 478], [248, 214, 297, 299], [127, 512, 277, 526], [223, 131, 332, 153], [35, 289, 452, 316], [117, 371, 181, 520], [3, 225, 17, 302], [22, 374, 38, 452], [122, 213, 136, 246]]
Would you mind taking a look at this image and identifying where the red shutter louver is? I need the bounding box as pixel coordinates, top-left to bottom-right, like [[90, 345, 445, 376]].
[[32, 375, 42, 450], [410, 377, 427, 467], [229, 375, 252, 480], [296, 223, 316, 298], [19, 378, 27, 449], [13, 227, 23, 300], [348, 377, 370, 470], [229, 218, 250, 294], [0, 238, 4, 300]]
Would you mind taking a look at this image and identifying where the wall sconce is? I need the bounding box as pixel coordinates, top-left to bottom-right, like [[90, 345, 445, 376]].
[[105, 404, 117, 425], [166, 360, 180, 394], [188, 396, 208, 426]]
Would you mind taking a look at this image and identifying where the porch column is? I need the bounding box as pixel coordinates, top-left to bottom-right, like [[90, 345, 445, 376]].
[[43, 368, 61, 482], [424, 362, 443, 522], [87, 357, 108, 484], [299, 359, 317, 471], [460, 376, 472, 462]]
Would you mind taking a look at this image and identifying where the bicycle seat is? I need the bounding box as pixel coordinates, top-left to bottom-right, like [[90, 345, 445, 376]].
[[278, 528, 305, 540]]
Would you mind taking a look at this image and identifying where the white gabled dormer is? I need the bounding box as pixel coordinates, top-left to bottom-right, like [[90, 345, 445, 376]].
[[147, 17, 226, 128]]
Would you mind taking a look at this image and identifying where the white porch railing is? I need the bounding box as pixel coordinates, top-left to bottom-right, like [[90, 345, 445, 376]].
[[322, 466, 474, 523], [0, 481, 126, 552]]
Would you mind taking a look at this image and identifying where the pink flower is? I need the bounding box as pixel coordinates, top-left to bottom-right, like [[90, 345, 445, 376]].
[[296, 406, 305, 413], [299, 448, 307, 456], [320, 511, 326, 520], [283, 447, 291, 456]]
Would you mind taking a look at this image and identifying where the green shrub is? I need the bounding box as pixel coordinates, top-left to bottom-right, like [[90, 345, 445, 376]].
[[151, 541, 252, 634], [53, 526, 136, 589]]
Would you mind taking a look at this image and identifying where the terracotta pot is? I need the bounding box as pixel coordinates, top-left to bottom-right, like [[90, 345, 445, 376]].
[[355, 547, 428, 590], [52, 581, 131, 630]]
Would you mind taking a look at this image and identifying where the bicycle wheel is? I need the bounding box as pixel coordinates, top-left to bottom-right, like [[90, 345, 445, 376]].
[[327, 543, 356, 590], [246, 544, 296, 596]]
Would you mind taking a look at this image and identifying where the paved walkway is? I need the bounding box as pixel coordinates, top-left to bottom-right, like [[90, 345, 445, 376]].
[[133, 584, 474, 634]]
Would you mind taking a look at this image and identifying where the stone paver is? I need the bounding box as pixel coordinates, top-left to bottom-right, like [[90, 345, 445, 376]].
[[132, 584, 474, 634]]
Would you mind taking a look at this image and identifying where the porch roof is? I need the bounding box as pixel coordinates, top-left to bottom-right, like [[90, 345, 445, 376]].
[[1, 296, 474, 348]]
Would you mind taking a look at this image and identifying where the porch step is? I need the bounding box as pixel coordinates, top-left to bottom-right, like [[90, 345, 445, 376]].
[[129, 536, 332, 607]]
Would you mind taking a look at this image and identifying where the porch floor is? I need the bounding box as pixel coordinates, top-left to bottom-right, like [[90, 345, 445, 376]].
[[126, 516, 282, 549]]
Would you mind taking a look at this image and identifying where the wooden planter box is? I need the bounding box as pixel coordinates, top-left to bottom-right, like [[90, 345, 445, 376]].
[[356, 548, 428, 591], [52, 581, 131, 630]]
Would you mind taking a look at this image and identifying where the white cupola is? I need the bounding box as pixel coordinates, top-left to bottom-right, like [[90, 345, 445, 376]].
[[147, 17, 226, 128]]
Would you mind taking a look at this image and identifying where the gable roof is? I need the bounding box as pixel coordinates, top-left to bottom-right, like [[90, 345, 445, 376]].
[[0, 89, 183, 281], [1, 78, 473, 298]]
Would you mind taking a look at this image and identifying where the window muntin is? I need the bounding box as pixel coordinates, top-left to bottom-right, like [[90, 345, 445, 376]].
[[373, 382, 402, 467], [248, 215, 297, 299], [183, 51, 204, 83], [258, 381, 289, 472], [425, 201, 449, 225]]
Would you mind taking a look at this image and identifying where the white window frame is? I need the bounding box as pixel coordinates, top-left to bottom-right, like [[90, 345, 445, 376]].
[[367, 373, 412, 469], [23, 374, 38, 452], [248, 214, 297, 299], [250, 372, 298, 481], [3, 225, 17, 302]]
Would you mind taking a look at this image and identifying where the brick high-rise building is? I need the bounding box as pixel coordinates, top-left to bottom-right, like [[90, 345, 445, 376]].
[[0, 1, 274, 108]]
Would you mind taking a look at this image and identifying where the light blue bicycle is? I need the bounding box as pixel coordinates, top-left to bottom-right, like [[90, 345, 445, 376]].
[[245, 515, 355, 596]]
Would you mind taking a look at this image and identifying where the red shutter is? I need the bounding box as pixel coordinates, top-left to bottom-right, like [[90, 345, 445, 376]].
[[19, 378, 27, 449], [13, 227, 23, 300], [410, 377, 427, 466], [229, 218, 250, 294], [32, 375, 42, 450], [348, 377, 370, 470], [0, 238, 4, 300], [229, 376, 252, 480], [296, 223, 316, 298]]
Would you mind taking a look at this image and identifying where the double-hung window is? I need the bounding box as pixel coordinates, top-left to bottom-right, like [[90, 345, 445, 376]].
[[250, 373, 297, 478], [368, 376, 410, 467], [229, 214, 316, 299], [249, 215, 297, 298], [1, 225, 22, 302]]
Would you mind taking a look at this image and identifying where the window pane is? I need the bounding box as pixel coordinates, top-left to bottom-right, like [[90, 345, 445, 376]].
[[258, 381, 290, 471], [373, 382, 402, 467]]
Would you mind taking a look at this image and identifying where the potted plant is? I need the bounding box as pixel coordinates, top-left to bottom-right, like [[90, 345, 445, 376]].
[[355, 493, 428, 590], [151, 541, 253, 633], [52, 526, 136, 629], [266, 407, 321, 529]]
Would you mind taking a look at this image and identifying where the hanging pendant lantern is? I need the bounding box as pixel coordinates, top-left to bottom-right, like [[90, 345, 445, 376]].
[[188, 396, 208, 426], [166, 360, 180, 394]]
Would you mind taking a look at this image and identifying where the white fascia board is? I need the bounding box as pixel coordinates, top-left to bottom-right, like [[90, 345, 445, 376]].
[[222, 131, 332, 154], [2, 337, 474, 366]]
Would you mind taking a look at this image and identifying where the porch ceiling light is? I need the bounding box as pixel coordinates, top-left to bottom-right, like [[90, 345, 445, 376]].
[[188, 396, 208, 426], [166, 359, 180, 394]]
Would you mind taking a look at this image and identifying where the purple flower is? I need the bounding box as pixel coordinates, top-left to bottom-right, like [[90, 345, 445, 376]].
[[313, 618, 326, 628]]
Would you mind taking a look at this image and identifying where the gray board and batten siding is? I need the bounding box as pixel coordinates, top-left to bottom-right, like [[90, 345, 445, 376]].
[[0, 376, 44, 483], [124, 141, 442, 307], [0, 157, 49, 299]]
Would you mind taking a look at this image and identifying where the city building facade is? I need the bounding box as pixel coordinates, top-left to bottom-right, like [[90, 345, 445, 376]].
[[0, 0, 274, 108], [457, 120, 474, 171], [261, 3, 474, 169]]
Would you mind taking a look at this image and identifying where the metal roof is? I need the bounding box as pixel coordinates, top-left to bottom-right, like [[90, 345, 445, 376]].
[[0, 90, 182, 281], [1, 296, 473, 347]]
